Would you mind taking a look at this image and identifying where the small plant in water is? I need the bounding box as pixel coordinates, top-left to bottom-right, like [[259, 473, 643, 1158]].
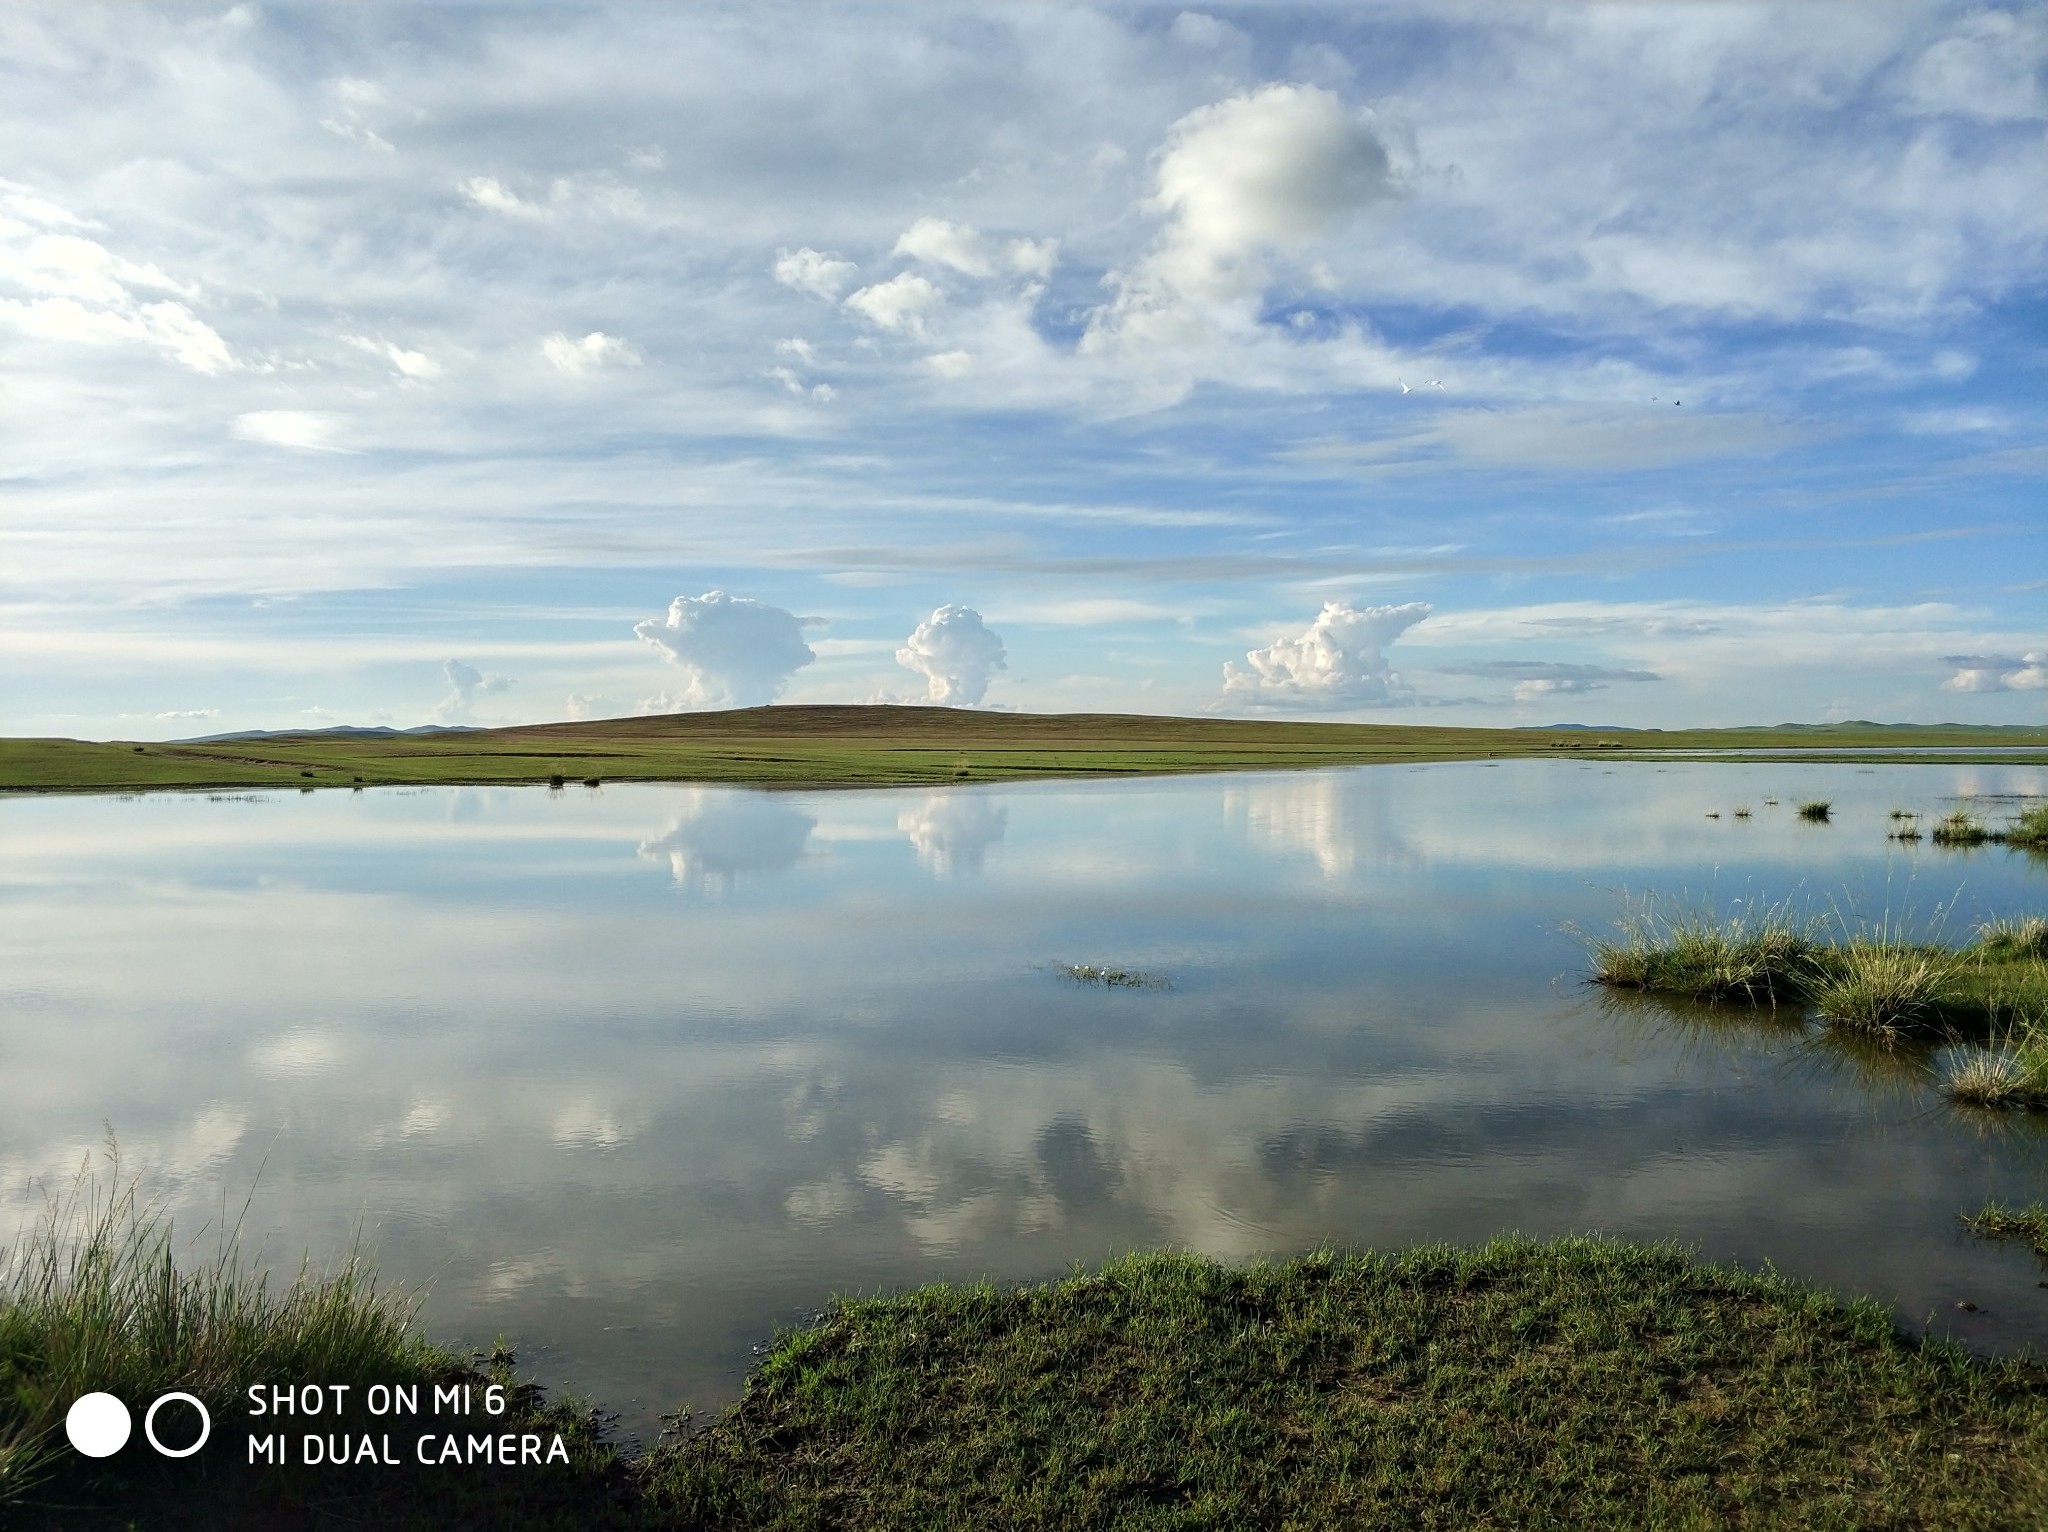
[[1732, 805, 1752, 819], [1587, 897, 1814, 1005], [1058, 963, 1171, 990], [1930, 811, 1991, 846], [1808, 939, 1958, 1043], [2006, 803, 2048, 850], [1797, 800, 1831, 822], [1958, 1202, 2048, 1255], [1976, 917, 2048, 962]]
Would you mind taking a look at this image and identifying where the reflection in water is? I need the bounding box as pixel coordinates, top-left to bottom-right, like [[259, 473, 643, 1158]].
[[896, 792, 1007, 876], [637, 789, 816, 885], [2, 761, 2045, 1437]]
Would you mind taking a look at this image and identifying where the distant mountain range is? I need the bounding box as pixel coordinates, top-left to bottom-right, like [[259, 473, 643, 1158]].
[[178, 724, 482, 744]]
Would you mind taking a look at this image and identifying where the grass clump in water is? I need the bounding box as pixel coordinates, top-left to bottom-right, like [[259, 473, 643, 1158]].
[[1797, 799, 1831, 821], [1058, 963, 1171, 990], [1976, 916, 2048, 962], [644, 1238, 2048, 1531], [1961, 1203, 2048, 1258], [1588, 899, 1813, 1004], [1807, 940, 1962, 1042], [2005, 803, 2048, 850], [1930, 811, 1992, 846]]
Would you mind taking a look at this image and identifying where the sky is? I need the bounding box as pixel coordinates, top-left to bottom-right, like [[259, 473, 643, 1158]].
[[2, 0, 2043, 738]]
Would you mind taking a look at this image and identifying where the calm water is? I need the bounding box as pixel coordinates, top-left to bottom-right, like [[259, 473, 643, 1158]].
[[4, 760, 2046, 1439]]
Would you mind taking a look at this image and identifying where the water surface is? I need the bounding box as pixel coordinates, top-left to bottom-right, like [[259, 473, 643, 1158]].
[[4, 760, 2045, 1437]]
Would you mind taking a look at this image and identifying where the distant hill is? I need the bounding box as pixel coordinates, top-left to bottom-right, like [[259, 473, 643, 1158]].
[[179, 724, 482, 744]]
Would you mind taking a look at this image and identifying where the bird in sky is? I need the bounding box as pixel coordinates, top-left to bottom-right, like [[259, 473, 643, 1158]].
[[1428, 379, 1444, 391], [1397, 378, 1411, 393]]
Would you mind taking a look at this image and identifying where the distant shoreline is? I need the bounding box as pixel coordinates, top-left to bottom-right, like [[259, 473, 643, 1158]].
[[3, 706, 2044, 795]]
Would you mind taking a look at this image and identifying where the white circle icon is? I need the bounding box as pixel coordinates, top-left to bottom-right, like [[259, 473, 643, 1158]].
[[65, 1392, 132, 1458], [143, 1392, 212, 1458]]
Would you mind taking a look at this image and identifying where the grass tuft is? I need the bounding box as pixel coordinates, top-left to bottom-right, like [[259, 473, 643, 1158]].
[[1976, 916, 2048, 962], [1589, 898, 1813, 1004], [1930, 810, 1992, 846], [2005, 803, 2048, 850], [1960, 1203, 2048, 1257], [1797, 799, 1831, 821], [1807, 940, 1961, 1042], [1058, 963, 1171, 990]]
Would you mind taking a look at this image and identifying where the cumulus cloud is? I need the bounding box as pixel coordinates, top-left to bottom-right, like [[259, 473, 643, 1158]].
[[633, 590, 816, 710], [231, 410, 348, 452], [1086, 83, 1393, 353], [774, 246, 858, 300], [1433, 659, 1662, 706], [893, 217, 1058, 280], [844, 271, 943, 334], [0, 194, 234, 373], [1941, 652, 2047, 692], [896, 605, 1007, 705], [1222, 601, 1430, 708], [435, 658, 512, 722], [564, 693, 623, 720], [540, 330, 641, 375]]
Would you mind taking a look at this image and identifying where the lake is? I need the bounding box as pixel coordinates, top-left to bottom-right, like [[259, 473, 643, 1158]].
[[3, 759, 2045, 1440]]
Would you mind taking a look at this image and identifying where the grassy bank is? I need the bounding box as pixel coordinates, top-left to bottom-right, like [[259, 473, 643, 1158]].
[[15, 1175, 2048, 1530], [647, 1239, 2048, 1531], [3, 708, 2043, 795], [12, 1225, 2048, 1531]]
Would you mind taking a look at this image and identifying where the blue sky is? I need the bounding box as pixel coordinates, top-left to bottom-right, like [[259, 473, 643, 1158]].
[[2, 1, 2042, 737]]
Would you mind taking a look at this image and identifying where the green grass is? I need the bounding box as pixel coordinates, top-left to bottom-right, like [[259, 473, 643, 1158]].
[[644, 1239, 2048, 1531], [1930, 811, 1992, 846], [0, 1163, 615, 1527], [1960, 1203, 2048, 1259], [1587, 899, 1816, 1005], [1589, 903, 2048, 1051], [14, 1208, 2048, 1528], [2006, 803, 2048, 850], [2, 709, 2042, 795], [1797, 799, 1832, 821]]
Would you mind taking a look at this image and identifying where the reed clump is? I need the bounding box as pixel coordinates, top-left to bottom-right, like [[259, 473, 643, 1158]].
[[1588, 901, 1814, 1005], [2005, 803, 2048, 850], [1960, 1202, 2048, 1257], [1798, 800, 1832, 822], [1058, 963, 1171, 990]]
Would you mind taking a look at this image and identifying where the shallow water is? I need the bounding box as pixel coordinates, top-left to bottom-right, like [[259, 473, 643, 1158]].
[[4, 760, 2046, 1439]]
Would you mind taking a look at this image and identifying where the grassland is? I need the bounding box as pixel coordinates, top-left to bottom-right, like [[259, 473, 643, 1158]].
[[13, 1220, 2048, 1531], [2, 708, 2042, 795]]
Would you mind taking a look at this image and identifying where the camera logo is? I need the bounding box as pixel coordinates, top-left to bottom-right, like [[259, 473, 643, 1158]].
[[66, 1392, 212, 1458]]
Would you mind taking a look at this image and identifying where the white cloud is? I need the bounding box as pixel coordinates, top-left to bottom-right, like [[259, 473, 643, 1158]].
[[896, 605, 1007, 706], [633, 590, 816, 710], [0, 203, 233, 374], [459, 175, 547, 219], [1941, 652, 2047, 693], [1086, 83, 1394, 357], [435, 658, 513, 722], [1900, 9, 2048, 121], [844, 271, 943, 334], [924, 350, 973, 378], [231, 410, 348, 452], [1223, 601, 1431, 709], [540, 330, 641, 375], [1434, 659, 1662, 707], [894, 217, 998, 278], [564, 693, 623, 721], [774, 246, 858, 301], [345, 334, 440, 380]]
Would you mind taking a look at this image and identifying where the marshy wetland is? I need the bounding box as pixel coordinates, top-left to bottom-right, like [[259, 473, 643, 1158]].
[[5, 756, 2048, 1520]]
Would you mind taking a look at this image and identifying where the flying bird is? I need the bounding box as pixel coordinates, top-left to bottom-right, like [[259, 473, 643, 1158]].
[[1397, 378, 1411, 394], [1428, 379, 1444, 391]]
